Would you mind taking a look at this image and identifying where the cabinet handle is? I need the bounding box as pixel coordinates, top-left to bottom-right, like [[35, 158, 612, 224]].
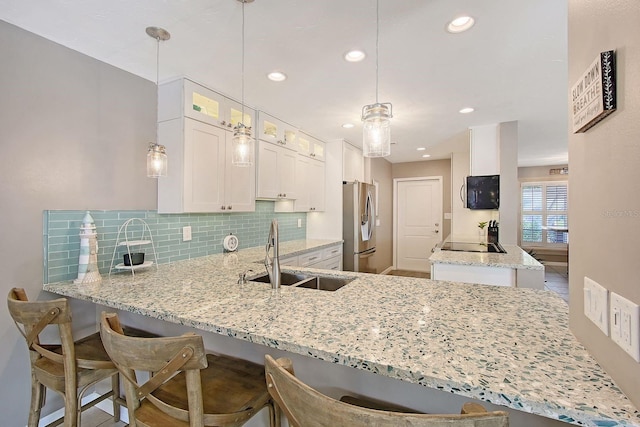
[[227, 123, 233, 128], [309, 256, 319, 261], [311, 153, 315, 157], [221, 120, 227, 126], [283, 193, 287, 197], [227, 206, 232, 210], [221, 206, 226, 210]]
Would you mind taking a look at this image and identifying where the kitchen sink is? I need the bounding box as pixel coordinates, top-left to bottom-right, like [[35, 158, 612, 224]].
[[249, 272, 355, 292]]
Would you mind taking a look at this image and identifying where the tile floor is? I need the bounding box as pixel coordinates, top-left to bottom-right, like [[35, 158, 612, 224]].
[[544, 264, 569, 303]]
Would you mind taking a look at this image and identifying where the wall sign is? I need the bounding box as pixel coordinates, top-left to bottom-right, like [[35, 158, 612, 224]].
[[571, 50, 616, 133]]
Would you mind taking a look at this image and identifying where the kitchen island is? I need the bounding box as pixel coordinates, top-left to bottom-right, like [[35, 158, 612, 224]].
[[430, 243, 545, 289], [44, 240, 638, 427]]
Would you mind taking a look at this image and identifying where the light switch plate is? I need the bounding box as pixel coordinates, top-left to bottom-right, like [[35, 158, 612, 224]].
[[584, 277, 609, 336], [610, 292, 640, 362], [182, 225, 192, 242]]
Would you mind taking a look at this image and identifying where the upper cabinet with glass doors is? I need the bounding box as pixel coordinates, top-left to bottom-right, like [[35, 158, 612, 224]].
[[297, 132, 325, 161], [158, 77, 254, 131], [256, 111, 298, 150]]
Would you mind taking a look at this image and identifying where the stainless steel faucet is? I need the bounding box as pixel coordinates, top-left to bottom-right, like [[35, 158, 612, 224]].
[[264, 219, 281, 289]]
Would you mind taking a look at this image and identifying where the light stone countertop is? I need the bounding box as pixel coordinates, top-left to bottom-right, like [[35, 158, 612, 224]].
[[429, 244, 544, 270], [44, 239, 638, 427]]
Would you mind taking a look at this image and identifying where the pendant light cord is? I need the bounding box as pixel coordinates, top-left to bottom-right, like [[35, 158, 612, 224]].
[[241, 0, 245, 122], [155, 35, 160, 146], [375, 0, 379, 104]]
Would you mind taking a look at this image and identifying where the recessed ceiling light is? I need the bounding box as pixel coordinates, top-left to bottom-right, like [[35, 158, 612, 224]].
[[416, 147, 426, 151], [342, 123, 355, 129], [344, 50, 366, 62], [267, 71, 287, 82], [422, 154, 431, 158], [459, 107, 475, 114], [447, 16, 475, 33]]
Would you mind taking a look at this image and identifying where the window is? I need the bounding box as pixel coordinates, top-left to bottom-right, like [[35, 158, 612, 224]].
[[521, 181, 568, 246]]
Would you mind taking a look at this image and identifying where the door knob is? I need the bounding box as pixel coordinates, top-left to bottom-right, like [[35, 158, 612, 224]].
[[435, 230, 439, 233]]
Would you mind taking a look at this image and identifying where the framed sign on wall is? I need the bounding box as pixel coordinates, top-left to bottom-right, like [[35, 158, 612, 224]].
[[571, 50, 616, 133]]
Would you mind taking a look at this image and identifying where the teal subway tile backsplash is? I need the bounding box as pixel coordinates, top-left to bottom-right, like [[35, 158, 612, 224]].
[[43, 201, 306, 284]]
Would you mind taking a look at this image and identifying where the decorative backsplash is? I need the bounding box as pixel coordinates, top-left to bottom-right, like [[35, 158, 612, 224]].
[[43, 201, 306, 284]]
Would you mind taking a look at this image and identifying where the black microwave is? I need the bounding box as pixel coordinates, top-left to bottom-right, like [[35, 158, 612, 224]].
[[466, 175, 499, 210]]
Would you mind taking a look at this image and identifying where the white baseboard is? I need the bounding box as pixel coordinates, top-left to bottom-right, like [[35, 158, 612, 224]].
[[33, 393, 129, 427], [379, 266, 394, 275]]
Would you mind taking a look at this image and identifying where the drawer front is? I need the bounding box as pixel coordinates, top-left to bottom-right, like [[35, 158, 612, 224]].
[[298, 249, 323, 267], [322, 245, 342, 259], [315, 256, 342, 271], [279, 255, 298, 267]]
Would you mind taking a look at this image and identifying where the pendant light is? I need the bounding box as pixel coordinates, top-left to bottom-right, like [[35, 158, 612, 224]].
[[146, 26, 170, 178], [361, 0, 392, 158], [232, 0, 254, 167]]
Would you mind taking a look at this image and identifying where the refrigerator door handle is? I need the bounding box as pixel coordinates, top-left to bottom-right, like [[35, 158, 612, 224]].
[[357, 247, 376, 257]]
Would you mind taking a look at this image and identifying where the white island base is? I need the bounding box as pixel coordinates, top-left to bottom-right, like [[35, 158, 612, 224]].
[[430, 244, 545, 289]]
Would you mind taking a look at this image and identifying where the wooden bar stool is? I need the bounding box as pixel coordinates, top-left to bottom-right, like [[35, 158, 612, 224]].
[[265, 355, 509, 427], [7, 288, 122, 427], [100, 311, 278, 427]]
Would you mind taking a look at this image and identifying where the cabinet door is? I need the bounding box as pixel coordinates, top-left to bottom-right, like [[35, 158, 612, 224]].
[[310, 138, 325, 161], [227, 98, 255, 131], [256, 140, 280, 198], [309, 158, 325, 211], [184, 79, 230, 129], [297, 134, 311, 157], [183, 118, 226, 212], [294, 155, 311, 211], [278, 146, 297, 199], [343, 142, 364, 182], [470, 124, 499, 176], [224, 138, 256, 212]]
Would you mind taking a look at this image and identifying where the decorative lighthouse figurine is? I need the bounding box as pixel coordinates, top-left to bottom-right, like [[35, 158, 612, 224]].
[[74, 211, 102, 284]]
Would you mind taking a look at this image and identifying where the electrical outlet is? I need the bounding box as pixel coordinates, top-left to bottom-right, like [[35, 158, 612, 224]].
[[610, 292, 640, 362], [583, 277, 609, 335], [182, 226, 192, 242], [297, 218, 302, 228]]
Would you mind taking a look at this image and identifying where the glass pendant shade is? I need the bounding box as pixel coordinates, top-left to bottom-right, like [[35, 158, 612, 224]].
[[232, 124, 254, 167], [362, 102, 392, 158], [147, 142, 167, 177]]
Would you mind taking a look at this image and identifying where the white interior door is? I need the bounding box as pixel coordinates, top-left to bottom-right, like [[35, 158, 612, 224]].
[[395, 178, 443, 272]]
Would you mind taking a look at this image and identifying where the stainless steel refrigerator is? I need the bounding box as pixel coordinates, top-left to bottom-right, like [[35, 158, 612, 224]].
[[343, 181, 376, 273]]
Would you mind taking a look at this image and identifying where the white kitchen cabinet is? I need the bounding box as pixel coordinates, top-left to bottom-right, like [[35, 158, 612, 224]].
[[256, 139, 297, 199], [276, 244, 342, 270], [159, 77, 254, 132], [469, 124, 499, 176], [158, 117, 255, 213], [343, 142, 364, 182], [293, 155, 325, 212], [256, 111, 298, 150], [298, 244, 342, 270]]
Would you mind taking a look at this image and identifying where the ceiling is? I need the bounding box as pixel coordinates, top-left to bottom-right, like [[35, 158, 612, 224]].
[[0, 0, 568, 166]]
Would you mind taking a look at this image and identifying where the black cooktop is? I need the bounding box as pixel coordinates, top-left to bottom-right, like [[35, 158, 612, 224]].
[[440, 241, 507, 253]]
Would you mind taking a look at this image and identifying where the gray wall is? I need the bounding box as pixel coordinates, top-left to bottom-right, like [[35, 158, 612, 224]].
[[568, 1, 640, 407], [0, 20, 157, 423]]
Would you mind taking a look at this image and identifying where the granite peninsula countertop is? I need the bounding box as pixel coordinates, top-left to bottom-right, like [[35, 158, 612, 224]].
[[430, 244, 544, 270], [44, 239, 638, 426]]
